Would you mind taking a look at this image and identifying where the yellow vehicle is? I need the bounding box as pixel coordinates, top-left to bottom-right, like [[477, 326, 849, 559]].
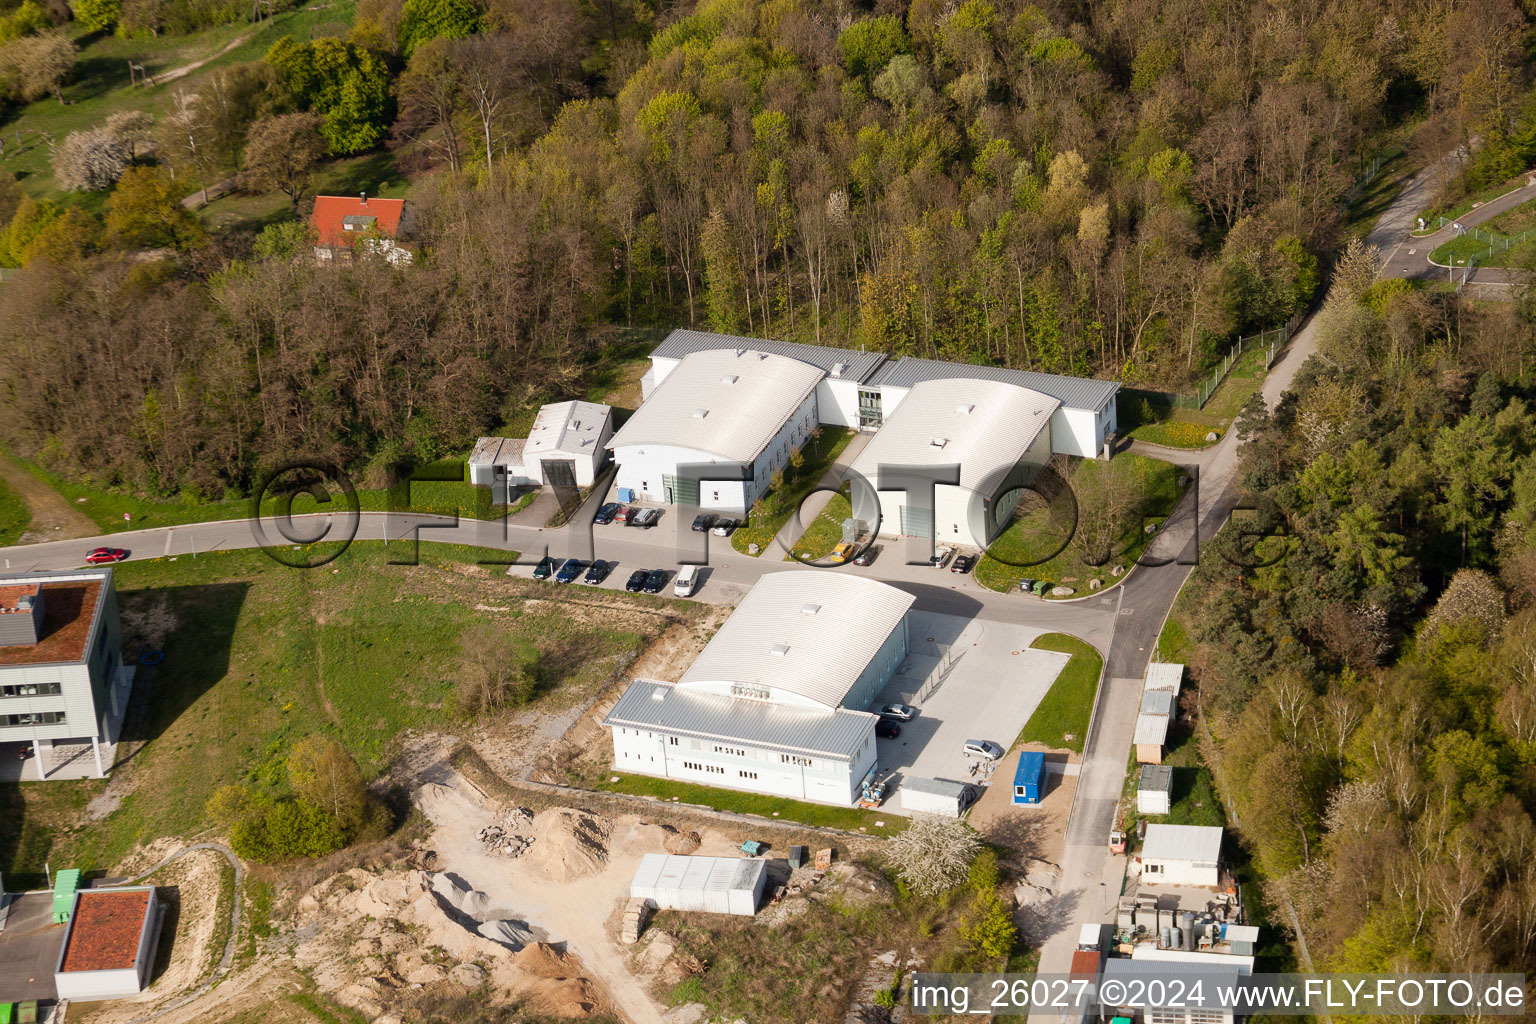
[[830, 541, 857, 563]]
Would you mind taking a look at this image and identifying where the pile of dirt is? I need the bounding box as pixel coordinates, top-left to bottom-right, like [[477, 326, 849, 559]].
[[522, 808, 611, 882], [664, 828, 701, 855]]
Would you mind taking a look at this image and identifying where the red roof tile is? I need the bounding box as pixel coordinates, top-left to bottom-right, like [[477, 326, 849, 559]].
[[59, 890, 151, 973], [309, 195, 406, 248], [0, 580, 103, 667]]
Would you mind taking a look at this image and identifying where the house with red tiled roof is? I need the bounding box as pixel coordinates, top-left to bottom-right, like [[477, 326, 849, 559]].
[[309, 193, 411, 264]]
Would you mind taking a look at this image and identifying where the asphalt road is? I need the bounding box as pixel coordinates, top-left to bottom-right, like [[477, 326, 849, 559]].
[[1376, 155, 1532, 288]]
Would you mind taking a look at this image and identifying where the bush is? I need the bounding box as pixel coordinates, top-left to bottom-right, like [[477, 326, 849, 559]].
[[207, 738, 378, 863]]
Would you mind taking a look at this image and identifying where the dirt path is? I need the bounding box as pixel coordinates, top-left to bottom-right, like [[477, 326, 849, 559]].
[[153, 30, 257, 86], [0, 455, 97, 543]]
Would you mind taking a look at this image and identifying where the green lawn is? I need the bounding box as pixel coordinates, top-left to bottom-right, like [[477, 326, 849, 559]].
[[3, 3, 357, 204], [196, 150, 407, 234], [786, 489, 852, 561], [731, 428, 856, 556], [1431, 232, 1501, 267], [974, 454, 1184, 596], [0, 473, 30, 544], [1123, 344, 1271, 449], [592, 774, 907, 835], [1156, 614, 1190, 663], [1, 541, 685, 886], [1419, 172, 1533, 227], [1012, 633, 1103, 753]]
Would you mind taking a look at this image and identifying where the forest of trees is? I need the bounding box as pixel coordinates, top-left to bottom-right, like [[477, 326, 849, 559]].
[[0, 0, 1528, 499], [1176, 239, 1536, 976]]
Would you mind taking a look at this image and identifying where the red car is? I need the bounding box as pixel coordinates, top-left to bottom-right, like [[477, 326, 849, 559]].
[[613, 506, 636, 524], [85, 547, 128, 565]]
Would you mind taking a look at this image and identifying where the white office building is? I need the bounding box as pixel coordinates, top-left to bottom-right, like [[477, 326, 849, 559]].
[[847, 377, 1058, 546], [603, 572, 914, 805], [610, 348, 825, 513]]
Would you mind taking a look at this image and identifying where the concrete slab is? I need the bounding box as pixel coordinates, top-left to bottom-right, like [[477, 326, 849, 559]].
[[869, 611, 1070, 815], [0, 892, 64, 1002]]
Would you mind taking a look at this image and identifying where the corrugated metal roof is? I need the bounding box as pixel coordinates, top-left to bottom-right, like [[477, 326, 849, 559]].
[[679, 571, 914, 709], [869, 357, 1119, 411], [603, 679, 875, 761], [1144, 662, 1184, 693], [848, 378, 1057, 491], [653, 329, 888, 384], [609, 349, 824, 463], [1102, 957, 1243, 984], [524, 400, 611, 459], [469, 436, 526, 467], [1134, 712, 1171, 746], [1142, 824, 1223, 864]]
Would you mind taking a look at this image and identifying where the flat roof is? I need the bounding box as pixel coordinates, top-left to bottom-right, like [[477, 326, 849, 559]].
[[1144, 662, 1184, 693], [1014, 751, 1045, 786], [610, 349, 824, 463], [868, 356, 1119, 410], [1071, 949, 1102, 975], [630, 853, 765, 893], [1140, 690, 1175, 716], [524, 400, 611, 459], [848, 377, 1056, 492], [677, 571, 914, 709], [652, 329, 888, 384], [901, 776, 971, 798], [0, 573, 108, 667], [1139, 764, 1173, 792], [1142, 824, 1223, 864], [58, 888, 151, 973], [603, 679, 875, 762], [1102, 956, 1244, 985]]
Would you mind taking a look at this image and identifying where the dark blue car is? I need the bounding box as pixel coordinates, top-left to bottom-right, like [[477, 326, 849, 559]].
[[555, 559, 588, 583]]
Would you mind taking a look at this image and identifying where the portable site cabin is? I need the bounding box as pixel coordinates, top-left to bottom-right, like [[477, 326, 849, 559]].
[[1137, 764, 1173, 815], [628, 854, 766, 916], [1140, 824, 1223, 887], [1013, 752, 1045, 805], [898, 777, 974, 817]]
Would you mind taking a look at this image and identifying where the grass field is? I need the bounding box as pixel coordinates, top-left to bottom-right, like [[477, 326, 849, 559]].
[[1, 541, 687, 887], [1122, 344, 1271, 449], [974, 454, 1184, 596], [592, 773, 907, 835], [0, 473, 31, 544], [3, 3, 357, 204], [1428, 196, 1536, 268], [731, 428, 856, 556], [1012, 633, 1103, 753], [786, 489, 852, 561]]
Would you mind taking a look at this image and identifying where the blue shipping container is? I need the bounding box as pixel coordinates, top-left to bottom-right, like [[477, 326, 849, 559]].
[[1013, 752, 1045, 804], [617, 488, 634, 502]]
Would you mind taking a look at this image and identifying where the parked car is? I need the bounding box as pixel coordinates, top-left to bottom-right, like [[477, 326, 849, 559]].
[[711, 518, 739, 536], [951, 553, 975, 574], [583, 560, 612, 585], [875, 719, 901, 739], [643, 568, 669, 594], [555, 559, 588, 583], [630, 508, 662, 528], [593, 502, 621, 525], [674, 564, 699, 597], [691, 513, 717, 532], [963, 739, 1005, 760], [532, 556, 561, 580], [929, 546, 954, 568], [830, 541, 856, 564], [613, 505, 636, 524], [879, 703, 916, 721], [853, 544, 881, 566], [624, 569, 649, 592], [85, 547, 128, 565]]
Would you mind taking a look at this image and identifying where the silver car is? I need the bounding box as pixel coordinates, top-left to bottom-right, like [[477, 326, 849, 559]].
[[963, 739, 1004, 760]]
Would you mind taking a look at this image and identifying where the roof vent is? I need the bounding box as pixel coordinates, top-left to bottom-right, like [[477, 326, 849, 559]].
[[720, 375, 739, 384], [691, 409, 709, 419], [955, 403, 974, 414], [800, 603, 821, 616], [650, 689, 666, 701], [769, 643, 790, 657], [929, 437, 948, 448], [831, 362, 849, 378]]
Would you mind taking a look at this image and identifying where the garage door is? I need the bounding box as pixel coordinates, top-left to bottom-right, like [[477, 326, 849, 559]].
[[663, 474, 699, 506], [899, 505, 934, 537]]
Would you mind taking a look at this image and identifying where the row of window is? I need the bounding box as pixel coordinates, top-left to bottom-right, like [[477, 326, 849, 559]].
[[618, 728, 821, 771], [2, 711, 64, 726], [0, 682, 63, 698], [681, 761, 725, 774], [713, 744, 746, 757]]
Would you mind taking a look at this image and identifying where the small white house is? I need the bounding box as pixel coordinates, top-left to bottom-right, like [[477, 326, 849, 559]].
[[1140, 824, 1223, 888], [610, 348, 824, 513], [847, 377, 1057, 546], [54, 887, 162, 1001], [1138, 764, 1173, 815], [898, 777, 975, 817], [468, 401, 613, 495], [629, 854, 766, 916]]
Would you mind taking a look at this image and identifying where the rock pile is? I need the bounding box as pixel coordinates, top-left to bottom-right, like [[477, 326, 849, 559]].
[[477, 806, 537, 857]]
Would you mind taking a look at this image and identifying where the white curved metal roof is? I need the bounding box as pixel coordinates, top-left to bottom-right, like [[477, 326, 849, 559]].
[[849, 377, 1059, 491], [678, 571, 914, 710], [608, 349, 824, 463]]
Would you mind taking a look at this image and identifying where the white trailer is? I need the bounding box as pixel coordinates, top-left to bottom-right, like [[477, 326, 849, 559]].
[[629, 854, 766, 916], [897, 777, 975, 817]]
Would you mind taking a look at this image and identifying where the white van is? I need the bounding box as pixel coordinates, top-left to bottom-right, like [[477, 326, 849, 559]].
[[674, 564, 699, 597]]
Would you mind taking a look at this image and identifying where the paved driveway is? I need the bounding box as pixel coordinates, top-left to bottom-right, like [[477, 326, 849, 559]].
[[0, 892, 63, 1002]]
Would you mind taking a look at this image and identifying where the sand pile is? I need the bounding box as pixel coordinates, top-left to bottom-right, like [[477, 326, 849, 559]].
[[522, 808, 611, 882], [664, 828, 701, 855]]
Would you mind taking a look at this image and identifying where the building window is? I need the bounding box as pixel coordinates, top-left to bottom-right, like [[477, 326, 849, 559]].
[[0, 682, 62, 698], [2, 711, 64, 726], [739, 771, 758, 780], [668, 736, 679, 746], [780, 754, 811, 767], [713, 745, 746, 757], [712, 491, 719, 501]]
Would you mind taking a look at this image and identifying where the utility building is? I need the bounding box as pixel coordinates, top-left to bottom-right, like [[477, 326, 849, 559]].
[[0, 569, 132, 780], [609, 348, 824, 513], [469, 400, 614, 499], [1140, 824, 1224, 888], [53, 887, 163, 1001], [603, 572, 914, 805]]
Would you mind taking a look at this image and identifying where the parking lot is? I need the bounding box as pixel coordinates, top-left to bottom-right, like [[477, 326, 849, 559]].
[[870, 610, 1071, 815], [0, 892, 64, 1002]]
